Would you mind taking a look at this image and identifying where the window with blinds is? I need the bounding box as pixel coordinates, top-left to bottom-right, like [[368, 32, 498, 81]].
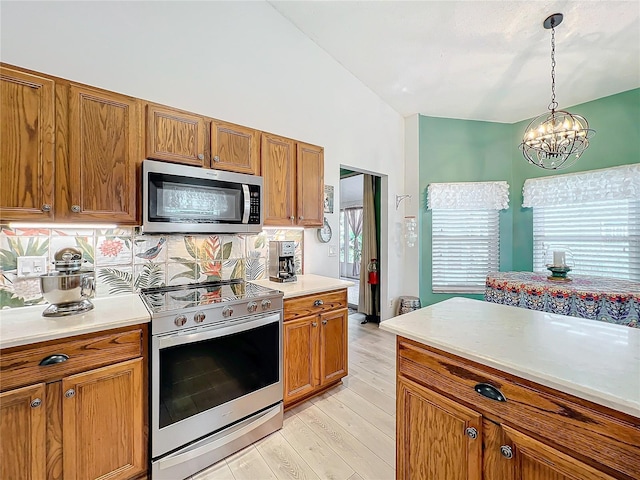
[[432, 209, 500, 293], [532, 198, 640, 281]]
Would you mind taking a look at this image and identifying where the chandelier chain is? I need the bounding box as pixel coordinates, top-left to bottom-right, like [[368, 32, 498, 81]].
[[548, 25, 558, 112]]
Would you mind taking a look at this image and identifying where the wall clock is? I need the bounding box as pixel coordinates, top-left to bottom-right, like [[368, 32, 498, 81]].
[[317, 217, 332, 243]]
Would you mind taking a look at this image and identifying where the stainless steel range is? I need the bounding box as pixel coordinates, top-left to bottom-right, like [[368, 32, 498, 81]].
[[140, 280, 284, 480]]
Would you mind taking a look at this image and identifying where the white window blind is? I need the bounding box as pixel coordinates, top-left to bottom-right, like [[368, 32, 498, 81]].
[[532, 199, 640, 280], [523, 164, 640, 281], [432, 210, 501, 293], [428, 181, 508, 294]]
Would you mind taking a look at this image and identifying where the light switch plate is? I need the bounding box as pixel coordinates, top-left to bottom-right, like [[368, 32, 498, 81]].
[[17, 256, 48, 278], [328, 245, 337, 257]]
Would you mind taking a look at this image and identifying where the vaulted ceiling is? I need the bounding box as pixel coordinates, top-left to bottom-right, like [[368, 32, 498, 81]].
[[270, 1, 640, 123]]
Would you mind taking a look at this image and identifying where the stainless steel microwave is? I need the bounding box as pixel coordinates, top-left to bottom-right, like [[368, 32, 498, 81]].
[[142, 159, 263, 234]]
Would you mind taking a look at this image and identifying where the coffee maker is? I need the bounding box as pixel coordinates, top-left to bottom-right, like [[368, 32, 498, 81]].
[[269, 241, 297, 283]]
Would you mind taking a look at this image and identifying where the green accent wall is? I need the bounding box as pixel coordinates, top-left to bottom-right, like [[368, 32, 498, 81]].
[[418, 88, 640, 306]]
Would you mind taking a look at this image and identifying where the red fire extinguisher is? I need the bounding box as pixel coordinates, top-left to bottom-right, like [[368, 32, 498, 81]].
[[367, 259, 379, 285]]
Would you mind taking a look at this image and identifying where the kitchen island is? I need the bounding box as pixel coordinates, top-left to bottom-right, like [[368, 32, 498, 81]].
[[380, 297, 640, 480]]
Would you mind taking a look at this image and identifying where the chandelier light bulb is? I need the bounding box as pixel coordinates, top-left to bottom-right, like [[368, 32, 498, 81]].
[[519, 13, 595, 170]]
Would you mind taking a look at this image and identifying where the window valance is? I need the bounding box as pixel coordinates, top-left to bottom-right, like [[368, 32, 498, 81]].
[[522, 164, 640, 208], [427, 181, 509, 210]]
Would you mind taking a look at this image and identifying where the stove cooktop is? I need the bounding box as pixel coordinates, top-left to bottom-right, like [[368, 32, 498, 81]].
[[140, 280, 282, 314]]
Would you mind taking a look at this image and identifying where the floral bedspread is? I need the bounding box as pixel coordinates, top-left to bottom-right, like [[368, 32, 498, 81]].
[[485, 272, 640, 328]]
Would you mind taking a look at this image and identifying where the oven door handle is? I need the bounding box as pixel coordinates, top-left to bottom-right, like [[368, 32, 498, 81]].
[[157, 312, 281, 350]]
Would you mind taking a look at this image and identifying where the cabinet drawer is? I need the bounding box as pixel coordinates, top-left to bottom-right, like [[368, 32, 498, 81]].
[[0, 325, 144, 392], [398, 337, 640, 480], [284, 289, 347, 321]]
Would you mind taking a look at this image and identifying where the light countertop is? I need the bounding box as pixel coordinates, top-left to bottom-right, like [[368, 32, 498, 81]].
[[380, 297, 640, 418], [250, 274, 354, 298], [0, 294, 151, 349]]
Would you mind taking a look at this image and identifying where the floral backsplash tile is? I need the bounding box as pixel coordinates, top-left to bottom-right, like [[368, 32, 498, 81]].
[[0, 226, 303, 309]]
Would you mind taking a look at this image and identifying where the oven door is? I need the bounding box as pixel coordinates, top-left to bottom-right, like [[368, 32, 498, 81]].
[[151, 311, 282, 459]]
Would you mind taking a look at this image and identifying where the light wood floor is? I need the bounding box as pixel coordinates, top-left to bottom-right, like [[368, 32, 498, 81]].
[[191, 312, 397, 480]]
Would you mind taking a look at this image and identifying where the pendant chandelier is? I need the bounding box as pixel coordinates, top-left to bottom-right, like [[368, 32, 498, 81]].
[[520, 13, 595, 170]]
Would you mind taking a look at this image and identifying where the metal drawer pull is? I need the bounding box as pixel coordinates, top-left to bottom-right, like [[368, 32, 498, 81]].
[[39, 353, 70, 366], [64, 389, 76, 399], [465, 427, 478, 439], [314, 300, 324, 307], [322, 319, 328, 325], [474, 383, 507, 402], [500, 445, 513, 459], [31, 398, 42, 408]]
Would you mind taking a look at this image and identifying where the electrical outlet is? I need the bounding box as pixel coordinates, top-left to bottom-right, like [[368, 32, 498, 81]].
[[17, 256, 48, 278], [388, 299, 394, 309]]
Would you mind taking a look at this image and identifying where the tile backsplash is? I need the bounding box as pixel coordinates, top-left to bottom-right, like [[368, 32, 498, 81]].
[[0, 226, 303, 309]]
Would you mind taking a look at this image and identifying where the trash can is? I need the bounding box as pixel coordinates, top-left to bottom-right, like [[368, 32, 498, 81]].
[[397, 296, 421, 316]]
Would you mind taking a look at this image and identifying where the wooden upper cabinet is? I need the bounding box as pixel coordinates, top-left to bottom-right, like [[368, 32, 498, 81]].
[[319, 308, 347, 385], [210, 120, 260, 175], [60, 84, 141, 224], [0, 383, 46, 480], [62, 358, 145, 480], [146, 104, 206, 166], [397, 376, 482, 480], [296, 142, 324, 227], [0, 67, 55, 222], [262, 133, 296, 226]]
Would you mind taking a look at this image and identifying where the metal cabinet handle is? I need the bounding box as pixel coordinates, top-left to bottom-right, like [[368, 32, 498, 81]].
[[71, 205, 81, 213], [41, 204, 52, 212], [198, 153, 205, 161], [314, 300, 324, 307], [322, 319, 328, 325], [465, 427, 478, 439], [31, 398, 42, 408], [500, 445, 513, 459], [299, 216, 304, 220], [39, 353, 69, 366], [290, 216, 295, 221], [64, 389, 76, 399], [474, 383, 507, 402], [213, 155, 220, 162], [311, 321, 318, 327]]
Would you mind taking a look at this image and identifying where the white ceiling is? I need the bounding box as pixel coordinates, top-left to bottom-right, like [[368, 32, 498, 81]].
[[269, 1, 640, 123]]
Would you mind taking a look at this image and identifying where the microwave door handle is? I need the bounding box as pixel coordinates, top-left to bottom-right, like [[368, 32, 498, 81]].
[[242, 184, 250, 224]]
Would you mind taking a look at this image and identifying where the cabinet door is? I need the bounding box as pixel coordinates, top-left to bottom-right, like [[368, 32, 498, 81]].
[[397, 376, 482, 480], [211, 120, 260, 174], [261, 133, 296, 226], [319, 308, 348, 385], [0, 383, 46, 480], [0, 67, 55, 222], [283, 316, 319, 406], [146, 104, 206, 166], [500, 425, 617, 480], [296, 142, 324, 227], [62, 358, 145, 480], [64, 84, 141, 223]]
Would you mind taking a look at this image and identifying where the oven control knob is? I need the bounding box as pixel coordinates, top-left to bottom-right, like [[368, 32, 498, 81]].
[[174, 314, 187, 327], [194, 311, 206, 323], [247, 302, 258, 313], [261, 299, 272, 310], [222, 306, 233, 318]]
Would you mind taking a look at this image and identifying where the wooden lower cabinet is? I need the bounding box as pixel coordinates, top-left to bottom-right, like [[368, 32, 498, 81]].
[[0, 325, 147, 480], [397, 377, 482, 480], [0, 383, 47, 480], [283, 289, 348, 408], [396, 337, 640, 480]]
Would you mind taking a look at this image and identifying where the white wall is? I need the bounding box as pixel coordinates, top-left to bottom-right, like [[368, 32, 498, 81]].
[[1, 1, 406, 319]]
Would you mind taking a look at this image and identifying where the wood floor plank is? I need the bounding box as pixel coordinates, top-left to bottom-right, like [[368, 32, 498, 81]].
[[296, 404, 395, 480], [192, 458, 236, 480], [348, 364, 397, 397], [225, 445, 278, 480], [309, 392, 396, 467], [280, 413, 355, 480], [341, 374, 396, 416], [349, 348, 396, 379], [347, 473, 365, 480], [329, 386, 396, 439], [255, 431, 321, 480]]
